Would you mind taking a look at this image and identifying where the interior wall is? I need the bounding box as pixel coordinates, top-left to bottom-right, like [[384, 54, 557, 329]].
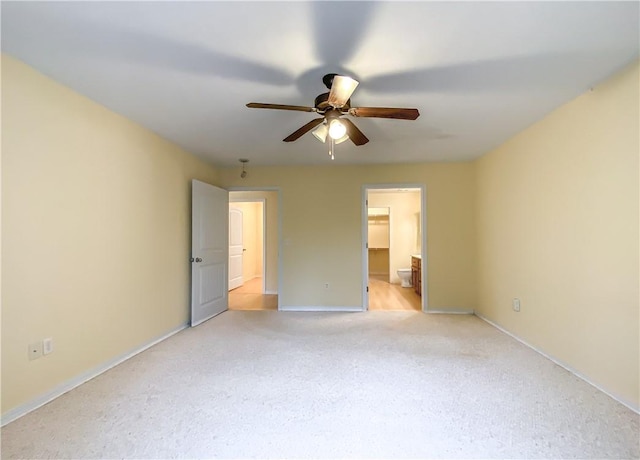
[[475, 61, 639, 409], [228, 191, 278, 294], [219, 163, 476, 310], [368, 191, 421, 284], [1, 55, 219, 415]]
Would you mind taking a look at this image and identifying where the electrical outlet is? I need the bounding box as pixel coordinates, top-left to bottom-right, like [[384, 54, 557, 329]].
[[43, 338, 53, 355], [512, 298, 521, 312], [324, 283, 330, 289], [28, 342, 42, 360]]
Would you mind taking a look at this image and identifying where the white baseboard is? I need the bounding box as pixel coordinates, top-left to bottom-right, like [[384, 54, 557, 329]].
[[475, 312, 639, 415], [427, 308, 474, 315], [279, 305, 363, 312], [265, 290, 277, 295], [1, 322, 189, 426]]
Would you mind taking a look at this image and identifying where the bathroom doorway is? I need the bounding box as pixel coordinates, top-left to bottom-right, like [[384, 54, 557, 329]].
[[228, 190, 280, 310], [363, 186, 425, 311]]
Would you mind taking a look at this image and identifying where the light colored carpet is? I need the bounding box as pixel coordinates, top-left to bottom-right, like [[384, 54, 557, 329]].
[[2, 311, 638, 459]]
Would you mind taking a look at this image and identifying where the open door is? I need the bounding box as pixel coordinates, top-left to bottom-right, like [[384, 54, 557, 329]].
[[191, 180, 229, 326]]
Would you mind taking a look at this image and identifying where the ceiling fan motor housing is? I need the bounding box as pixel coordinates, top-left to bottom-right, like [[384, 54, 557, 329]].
[[322, 73, 338, 89], [315, 92, 351, 112], [324, 109, 342, 122]]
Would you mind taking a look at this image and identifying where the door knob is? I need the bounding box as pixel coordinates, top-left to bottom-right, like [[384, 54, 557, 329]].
[[195, 257, 203, 263]]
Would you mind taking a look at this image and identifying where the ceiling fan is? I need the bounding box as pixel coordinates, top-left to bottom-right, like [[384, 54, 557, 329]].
[[246, 73, 420, 151]]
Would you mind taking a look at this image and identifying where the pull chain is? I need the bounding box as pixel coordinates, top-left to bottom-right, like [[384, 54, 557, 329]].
[[328, 136, 335, 160]]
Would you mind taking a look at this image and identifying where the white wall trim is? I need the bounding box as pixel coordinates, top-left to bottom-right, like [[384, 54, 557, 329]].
[[1, 322, 189, 427], [428, 308, 474, 315], [475, 312, 640, 415], [279, 305, 363, 312], [265, 290, 278, 295]]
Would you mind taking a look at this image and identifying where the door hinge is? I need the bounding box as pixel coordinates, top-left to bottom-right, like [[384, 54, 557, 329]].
[[366, 242, 368, 249], [366, 199, 368, 206], [366, 286, 369, 292]]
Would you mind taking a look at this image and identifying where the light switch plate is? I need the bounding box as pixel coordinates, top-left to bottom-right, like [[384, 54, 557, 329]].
[[43, 338, 53, 355], [512, 298, 521, 312]]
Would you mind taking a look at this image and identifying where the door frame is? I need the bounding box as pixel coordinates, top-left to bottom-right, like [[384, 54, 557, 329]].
[[228, 187, 282, 311], [228, 198, 266, 293], [362, 184, 427, 312]]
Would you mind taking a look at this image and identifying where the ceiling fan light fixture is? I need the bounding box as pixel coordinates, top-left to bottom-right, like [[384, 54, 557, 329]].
[[313, 122, 349, 144], [329, 119, 347, 140], [312, 123, 328, 142], [335, 134, 349, 145]]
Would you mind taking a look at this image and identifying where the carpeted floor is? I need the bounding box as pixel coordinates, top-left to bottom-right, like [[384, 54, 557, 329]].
[[2, 311, 638, 459]]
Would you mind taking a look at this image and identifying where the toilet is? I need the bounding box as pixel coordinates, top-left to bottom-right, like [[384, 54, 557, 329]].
[[397, 268, 412, 288]]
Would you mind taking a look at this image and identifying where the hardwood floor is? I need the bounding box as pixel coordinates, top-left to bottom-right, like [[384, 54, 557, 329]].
[[229, 277, 278, 310], [368, 274, 421, 311], [229, 276, 419, 311]]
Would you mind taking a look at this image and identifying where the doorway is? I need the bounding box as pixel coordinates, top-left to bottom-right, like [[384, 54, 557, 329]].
[[228, 190, 280, 310], [363, 185, 426, 311]]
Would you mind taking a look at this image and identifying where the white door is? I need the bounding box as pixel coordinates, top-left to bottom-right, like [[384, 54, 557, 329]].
[[229, 207, 244, 290], [191, 180, 229, 326]]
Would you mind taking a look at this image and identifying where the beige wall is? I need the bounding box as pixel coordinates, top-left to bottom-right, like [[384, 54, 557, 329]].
[[219, 163, 476, 310], [475, 61, 639, 409], [229, 191, 278, 294], [369, 191, 421, 284], [1, 55, 219, 415]]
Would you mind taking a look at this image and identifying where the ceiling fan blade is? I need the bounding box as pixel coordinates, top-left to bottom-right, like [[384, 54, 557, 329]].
[[247, 103, 317, 112], [328, 76, 359, 108], [283, 118, 325, 142], [349, 107, 420, 120], [341, 119, 369, 146]]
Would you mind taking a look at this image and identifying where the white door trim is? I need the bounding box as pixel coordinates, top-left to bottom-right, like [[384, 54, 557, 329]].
[[362, 184, 428, 312]]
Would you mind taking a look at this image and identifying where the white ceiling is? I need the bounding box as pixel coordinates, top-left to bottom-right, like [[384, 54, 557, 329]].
[[2, 1, 638, 167]]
